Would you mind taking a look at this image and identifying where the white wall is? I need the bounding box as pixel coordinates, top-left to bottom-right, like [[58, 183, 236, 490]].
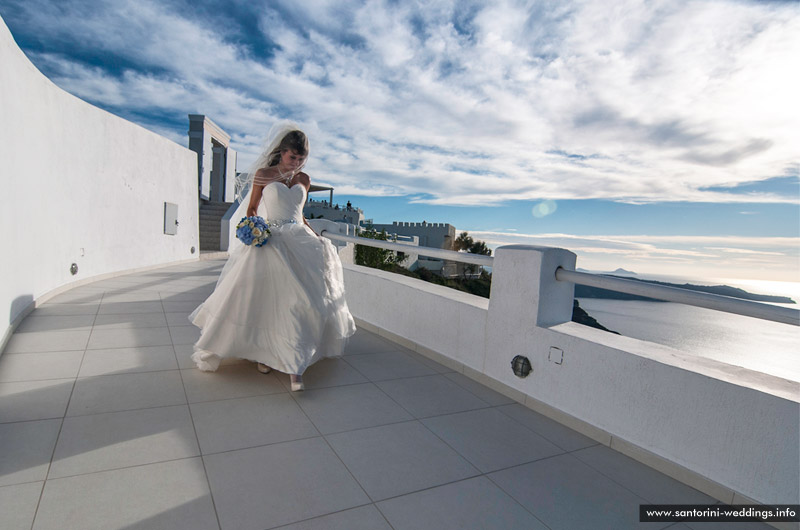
[[0, 16, 198, 345], [341, 244, 800, 506], [225, 148, 237, 202]]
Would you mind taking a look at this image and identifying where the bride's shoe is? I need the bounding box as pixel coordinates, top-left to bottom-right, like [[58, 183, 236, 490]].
[[290, 374, 304, 392], [257, 363, 272, 374]]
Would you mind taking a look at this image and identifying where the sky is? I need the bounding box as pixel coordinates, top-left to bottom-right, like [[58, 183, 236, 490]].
[[1, 0, 798, 284]]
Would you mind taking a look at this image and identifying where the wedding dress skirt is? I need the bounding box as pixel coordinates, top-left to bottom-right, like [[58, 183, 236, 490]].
[[189, 182, 356, 375]]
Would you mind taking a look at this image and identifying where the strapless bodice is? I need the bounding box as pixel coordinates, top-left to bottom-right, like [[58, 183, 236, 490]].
[[259, 182, 306, 224]]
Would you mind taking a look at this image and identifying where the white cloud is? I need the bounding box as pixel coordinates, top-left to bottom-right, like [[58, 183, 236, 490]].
[[3, 0, 799, 206], [464, 230, 800, 281]]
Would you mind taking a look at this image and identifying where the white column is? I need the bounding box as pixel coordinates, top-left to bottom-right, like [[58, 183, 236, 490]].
[[484, 245, 576, 382]]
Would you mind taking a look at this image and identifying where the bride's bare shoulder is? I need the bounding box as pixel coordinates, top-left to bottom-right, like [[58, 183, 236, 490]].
[[295, 171, 311, 190], [253, 167, 279, 186]]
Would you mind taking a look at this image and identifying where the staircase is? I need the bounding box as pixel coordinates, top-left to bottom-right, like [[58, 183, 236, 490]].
[[199, 201, 233, 251]]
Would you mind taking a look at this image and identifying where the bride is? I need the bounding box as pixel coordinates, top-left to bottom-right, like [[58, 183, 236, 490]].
[[189, 122, 357, 391]]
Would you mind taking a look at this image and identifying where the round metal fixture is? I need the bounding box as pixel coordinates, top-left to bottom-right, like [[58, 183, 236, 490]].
[[190, 246, 196, 254], [511, 355, 532, 378], [69, 263, 79, 275]]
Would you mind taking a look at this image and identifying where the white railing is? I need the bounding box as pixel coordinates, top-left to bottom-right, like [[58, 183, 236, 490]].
[[321, 231, 799, 327], [555, 267, 799, 326], [320, 230, 494, 266]]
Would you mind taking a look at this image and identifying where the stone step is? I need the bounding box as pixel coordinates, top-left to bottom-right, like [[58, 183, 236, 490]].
[[200, 209, 228, 217], [199, 240, 220, 250]]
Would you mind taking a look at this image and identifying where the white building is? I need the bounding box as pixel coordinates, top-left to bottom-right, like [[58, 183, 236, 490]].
[[369, 222, 460, 276], [304, 197, 365, 225]]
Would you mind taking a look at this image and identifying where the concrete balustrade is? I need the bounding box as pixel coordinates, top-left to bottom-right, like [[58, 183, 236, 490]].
[[342, 243, 800, 508]]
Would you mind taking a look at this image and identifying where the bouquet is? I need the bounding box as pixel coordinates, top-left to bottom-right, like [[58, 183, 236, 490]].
[[235, 216, 271, 247]]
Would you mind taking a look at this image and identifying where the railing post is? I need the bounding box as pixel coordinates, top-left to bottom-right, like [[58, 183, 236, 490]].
[[484, 245, 576, 378]]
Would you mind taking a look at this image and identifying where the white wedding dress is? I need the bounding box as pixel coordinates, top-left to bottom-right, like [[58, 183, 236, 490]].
[[189, 182, 356, 374]]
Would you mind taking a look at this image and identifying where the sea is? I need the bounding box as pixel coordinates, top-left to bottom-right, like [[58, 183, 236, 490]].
[[575, 275, 800, 383]]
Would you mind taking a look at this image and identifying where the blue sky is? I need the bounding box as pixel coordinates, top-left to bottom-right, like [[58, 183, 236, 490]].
[[1, 0, 798, 282]]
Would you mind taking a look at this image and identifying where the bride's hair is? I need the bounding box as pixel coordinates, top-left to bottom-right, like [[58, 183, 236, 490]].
[[267, 130, 309, 167]]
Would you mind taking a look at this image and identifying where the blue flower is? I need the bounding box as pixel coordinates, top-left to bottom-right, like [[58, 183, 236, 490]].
[[236, 215, 270, 247]]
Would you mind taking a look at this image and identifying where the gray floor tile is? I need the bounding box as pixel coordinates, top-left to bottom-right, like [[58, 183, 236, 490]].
[[15, 314, 95, 333], [92, 312, 168, 329], [376, 375, 490, 418], [497, 403, 598, 451], [377, 476, 548, 530], [86, 326, 173, 349], [49, 405, 199, 478], [443, 372, 515, 405], [100, 291, 162, 303], [45, 290, 104, 304], [405, 351, 456, 374], [174, 344, 197, 369], [3, 330, 91, 353], [0, 351, 84, 382], [327, 421, 479, 501], [0, 379, 74, 423], [163, 300, 203, 313], [161, 290, 213, 302], [190, 393, 318, 454], [181, 364, 285, 403], [78, 345, 178, 377], [275, 505, 391, 530], [345, 351, 436, 381], [574, 445, 716, 505], [34, 458, 218, 530], [165, 311, 193, 326], [204, 437, 370, 529], [489, 453, 662, 530], [293, 383, 412, 434], [422, 408, 564, 472], [0, 482, 43, 530], [159, 282, 208, 293], [169, 325, 201, 345], [343, 330, 400, 355], [97, 300, 164, 314], [30, 303, 99, 316], [0, 419, 61, 486], [294, 357, 368, 390], [67, 371, 186, 416]]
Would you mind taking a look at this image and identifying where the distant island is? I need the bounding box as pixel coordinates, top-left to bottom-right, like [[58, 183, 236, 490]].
[[577, 267, 637, 277], [574, 275, 796, 304]]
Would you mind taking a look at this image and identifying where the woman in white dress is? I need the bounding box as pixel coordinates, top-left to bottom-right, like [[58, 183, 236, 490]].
[[189, 123, 357, 391]]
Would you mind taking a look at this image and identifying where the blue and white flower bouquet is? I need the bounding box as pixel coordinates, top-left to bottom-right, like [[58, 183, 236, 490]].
[[235, 216, 271, 247]]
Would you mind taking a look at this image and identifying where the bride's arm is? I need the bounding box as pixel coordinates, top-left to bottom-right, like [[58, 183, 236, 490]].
[[246, 185, 264, 217], [295, 172, 319, 236]]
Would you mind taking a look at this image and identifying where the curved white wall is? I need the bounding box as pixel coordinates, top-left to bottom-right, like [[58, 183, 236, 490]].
[[0, 16, 198, 343]]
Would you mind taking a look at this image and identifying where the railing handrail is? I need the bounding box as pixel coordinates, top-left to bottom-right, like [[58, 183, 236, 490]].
[[555, 267, 799, 326], [321, 231, 798, 326], [320, 230, 495, 266]]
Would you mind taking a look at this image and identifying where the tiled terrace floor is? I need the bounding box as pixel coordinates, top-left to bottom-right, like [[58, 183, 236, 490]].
[[0, 259, 773, 530]]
